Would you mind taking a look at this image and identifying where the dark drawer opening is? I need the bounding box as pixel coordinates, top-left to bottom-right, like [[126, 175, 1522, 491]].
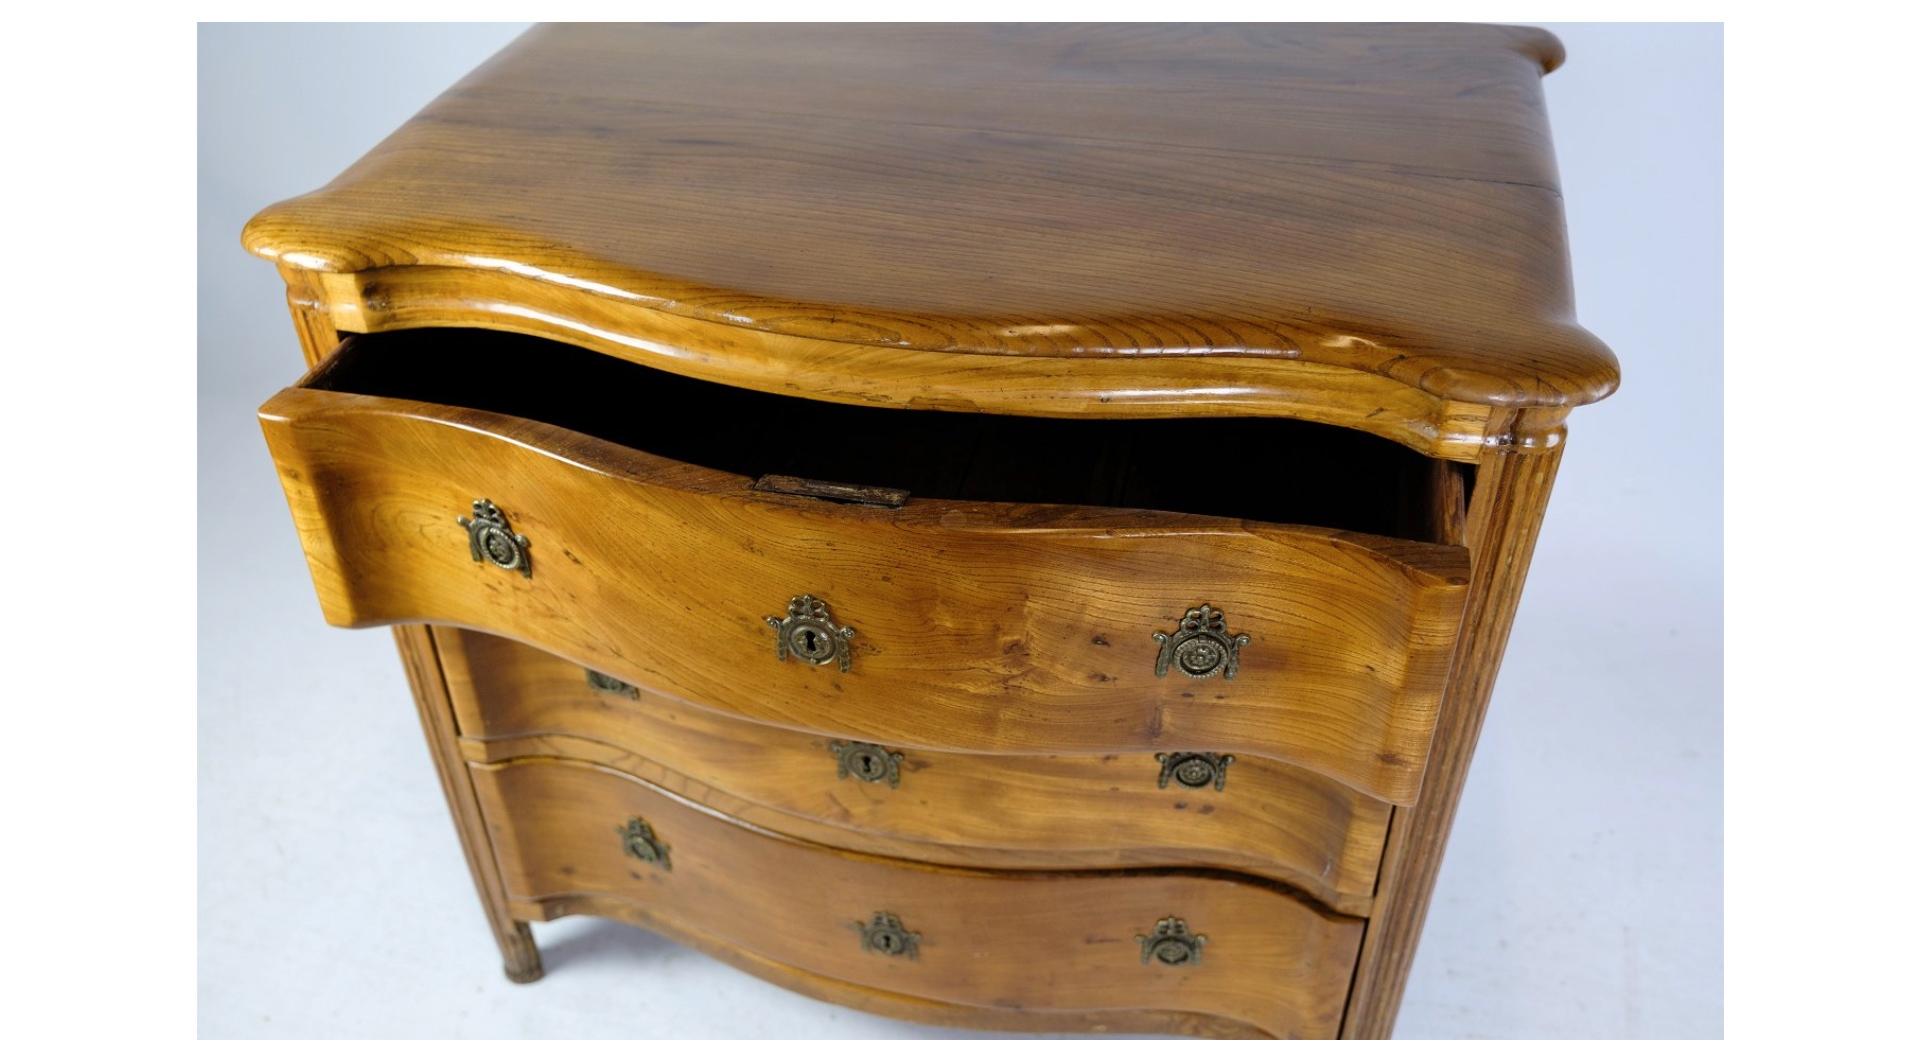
[[308, 327, 1467, 544]]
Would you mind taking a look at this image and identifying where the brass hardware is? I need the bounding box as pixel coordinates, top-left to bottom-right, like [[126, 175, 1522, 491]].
[[1152, 604, 1249, 680], [616, 817, 671, 870], [765, 594, 856, 672], [831, 740, 904, 788], [753, 474, 909, 508], [854, 912, 920, 958], [585, 669, 639, 698], [1137, 916, 1205, 967], [1156, 752, 1234, 791], [457, 499, 531, 578]]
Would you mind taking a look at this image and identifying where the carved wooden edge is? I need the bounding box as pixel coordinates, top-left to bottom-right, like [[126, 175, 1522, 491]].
[[286, 264, 1502, 461], [280, 289, 542, 984], [516, 891, 1272, 1039], [1340, 439, 1566, 1037], [394, 625, 545, 984]]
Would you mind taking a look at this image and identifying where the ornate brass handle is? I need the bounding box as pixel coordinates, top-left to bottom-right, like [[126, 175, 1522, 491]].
[[457, 499, 532, 578], [765, 594, 856, 672], [616, 817, 671, 870], [1152, 604, 1249, 679], [854, 912, 920, 958], [1157, 752, 1233, 791], [1138, 916, 1205, 967], [831, 740, 904, 788]]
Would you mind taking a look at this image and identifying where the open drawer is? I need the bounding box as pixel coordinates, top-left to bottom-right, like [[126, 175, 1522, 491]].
[[259, 328, 1470, 803]]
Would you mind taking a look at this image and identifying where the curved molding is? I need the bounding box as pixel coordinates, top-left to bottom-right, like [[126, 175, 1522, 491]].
[[286, 266, 1499, 461], [521, 891, 1271, 1038]]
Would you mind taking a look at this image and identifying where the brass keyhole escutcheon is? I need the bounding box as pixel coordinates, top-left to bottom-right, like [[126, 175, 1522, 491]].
[[831, 740, 904, 788], [854, 912, 920, 959], [766, 594, 856, 672]]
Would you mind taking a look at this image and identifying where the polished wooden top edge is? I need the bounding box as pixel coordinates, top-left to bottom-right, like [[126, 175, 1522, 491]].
[[241, 243, 1617, 412], [242, 22, 1617, 411], [274, 265, 1515, 462]]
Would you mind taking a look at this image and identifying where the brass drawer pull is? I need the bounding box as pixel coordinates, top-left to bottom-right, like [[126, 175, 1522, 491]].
[[1138, 916, 1205, 967], [616, 816, 671, 870], [585, 669, 639, 698], [1153, 604, 1249, 679], [458, 498, 532, 578], [831, 740, 904, 788], [1156, 752, 1233, 791], [854, 912, 920, 959], [766, 594, 856, 672]]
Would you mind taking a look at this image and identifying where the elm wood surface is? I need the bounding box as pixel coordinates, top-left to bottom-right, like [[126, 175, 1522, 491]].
[[436, 627, 1392, 913], [258, 363, 1471, 804], [247, 21, 1620, 1039], [1342, 441, 1565, 1038], [245, 23, 1619, 458], [470, 755, 1364, 1039]]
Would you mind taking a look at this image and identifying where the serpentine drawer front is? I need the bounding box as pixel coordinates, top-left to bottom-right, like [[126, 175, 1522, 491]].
[[469, 755, 1364, 1039], [260, 329, 1472, 805], [437, 627, 1393, 914], [244, 24, 1616, 1038]]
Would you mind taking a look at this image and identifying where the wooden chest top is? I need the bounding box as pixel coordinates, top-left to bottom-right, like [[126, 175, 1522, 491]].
[[244, 23, 1616, 412]]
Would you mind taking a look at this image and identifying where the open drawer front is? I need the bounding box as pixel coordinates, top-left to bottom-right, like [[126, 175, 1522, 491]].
[[259, 328, 1471, 803]]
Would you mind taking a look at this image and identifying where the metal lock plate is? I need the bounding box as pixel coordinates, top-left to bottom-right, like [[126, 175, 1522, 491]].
[[854, 912, 920, 959], [830, 740, 904, 788], [765, 594, 856, 672]]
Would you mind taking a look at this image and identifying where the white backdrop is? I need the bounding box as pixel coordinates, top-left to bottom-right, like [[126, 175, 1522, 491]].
[[197, 22, 1721, 1038]]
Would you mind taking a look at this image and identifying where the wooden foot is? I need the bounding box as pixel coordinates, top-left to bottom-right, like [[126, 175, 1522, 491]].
[[502, 921, 545, 983]]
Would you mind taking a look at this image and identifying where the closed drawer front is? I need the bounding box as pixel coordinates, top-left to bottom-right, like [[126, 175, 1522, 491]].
[[438, 627, 1390, 913], [471, 755, 1363, 1038], [261, 329, 1471, 803]]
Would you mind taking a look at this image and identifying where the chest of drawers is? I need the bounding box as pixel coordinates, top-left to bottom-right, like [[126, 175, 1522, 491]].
[[245, 23, 1617, 1038]]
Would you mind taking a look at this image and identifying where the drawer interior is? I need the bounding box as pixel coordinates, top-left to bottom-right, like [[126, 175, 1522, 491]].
[[307, 327, 1468, 543]]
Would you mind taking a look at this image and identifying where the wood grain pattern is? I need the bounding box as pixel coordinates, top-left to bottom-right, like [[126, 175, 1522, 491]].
[[436, 627, 1391, 913], [245, 22, 1619, 1037], [1341, 438, 1565, 1037], [258, 379, 1470, 803], [282, 297, 548, 983], [471, 755, 1364, 1038], [288, 265, 1502, 461], [394, 626, 543, 983], [244, 24, 1617, 413], [531, 889, 1268, 1037]]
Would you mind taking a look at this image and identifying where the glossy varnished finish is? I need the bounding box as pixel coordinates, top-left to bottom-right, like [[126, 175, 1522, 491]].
[[246, 23, 1617, 458], [247, 22, 1619, 1039], [259, 372, 1470, 804], [436, 628, 1392, 913], [470, 756, 1363, 1038]]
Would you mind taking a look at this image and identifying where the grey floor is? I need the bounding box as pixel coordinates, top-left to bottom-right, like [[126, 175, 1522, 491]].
[[198, 23, 1721, 1037]]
